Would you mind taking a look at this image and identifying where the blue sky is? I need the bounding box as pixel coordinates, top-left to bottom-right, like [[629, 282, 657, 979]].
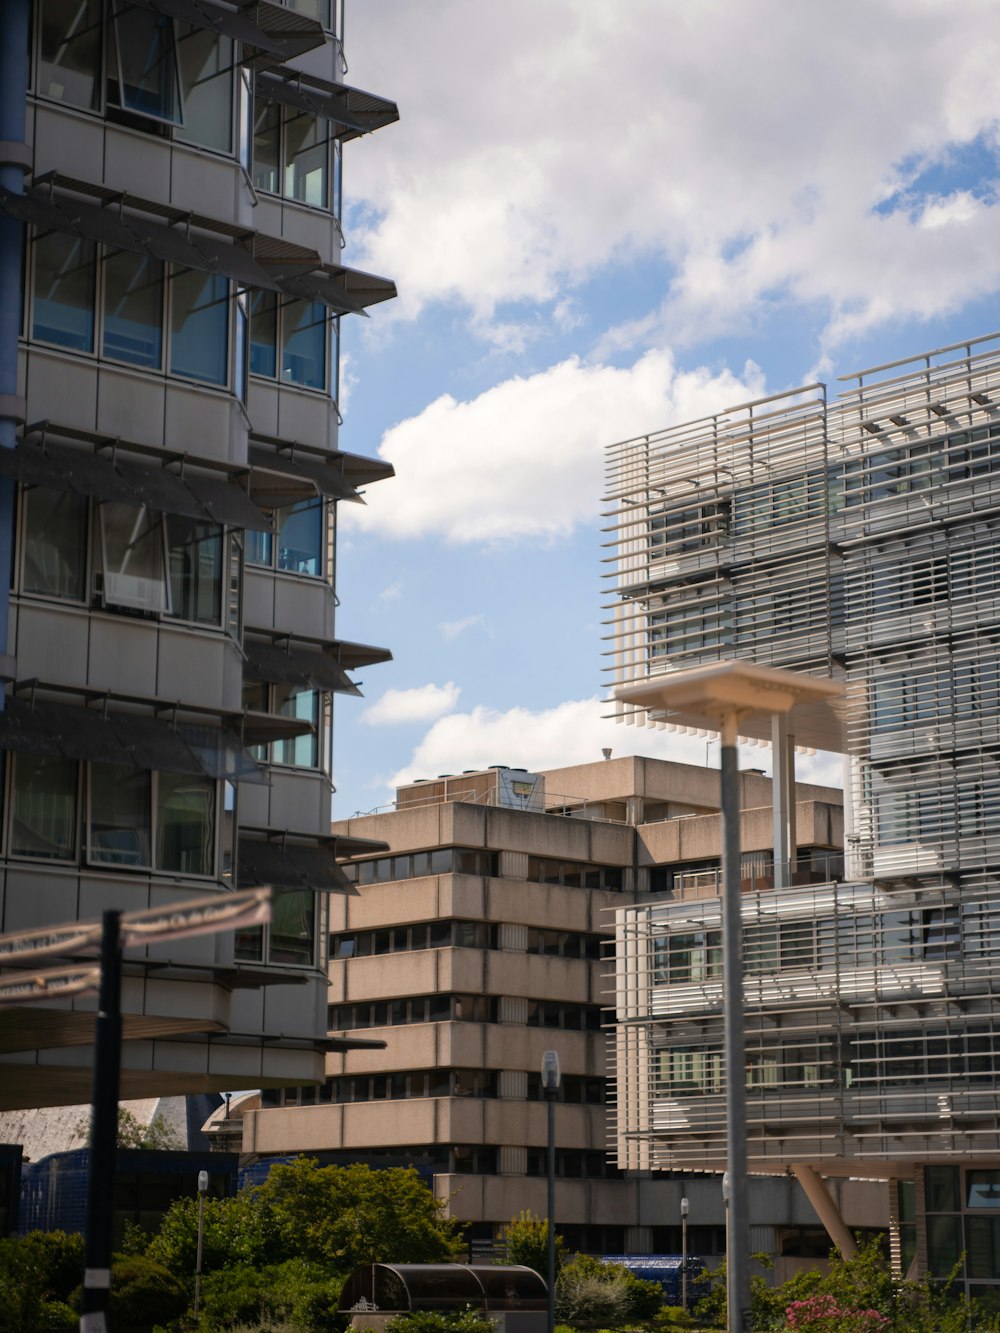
[[328, 0, 1000, 815]]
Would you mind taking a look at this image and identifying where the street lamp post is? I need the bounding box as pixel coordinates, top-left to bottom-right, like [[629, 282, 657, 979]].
[[680, 1196, 689, 1311], [541, 1049, 561, 1333], [617, 662, 843, 1333], [194, 1169, 209, 1318]]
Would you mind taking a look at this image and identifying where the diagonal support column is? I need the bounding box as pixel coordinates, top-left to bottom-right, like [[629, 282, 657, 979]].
[[792, 1163, 858, 1259]]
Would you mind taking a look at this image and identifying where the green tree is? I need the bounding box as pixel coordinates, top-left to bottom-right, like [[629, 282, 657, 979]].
[[258, 1158, 464, 1269], [146, 1188, 280, 1280], [147, 1157, 462, 1312], [73, 1105, 182, 1150], [498, 1210, 564, 1280]]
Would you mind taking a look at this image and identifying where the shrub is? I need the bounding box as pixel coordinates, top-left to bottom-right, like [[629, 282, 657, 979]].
[[0, 1230, 85, 1333], [555, 1254, 662, 1327], [196, 1257, 346, 1332], [385, 1310, 496, 1333], [107, 1253, 188, 1329]]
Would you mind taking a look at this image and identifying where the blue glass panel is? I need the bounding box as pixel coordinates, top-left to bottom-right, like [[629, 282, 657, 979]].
[[170, 269, 229, 385], [281, 299, 325, 389]]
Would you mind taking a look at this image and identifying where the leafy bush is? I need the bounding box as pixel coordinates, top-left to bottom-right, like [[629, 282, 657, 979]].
[[106, 1253, 188, 1329], [196, 1257, 346, 1332], [385, 1310, 496, 1333], [555, 1254, 662, 1327], [0, 1230, 84, 1333]]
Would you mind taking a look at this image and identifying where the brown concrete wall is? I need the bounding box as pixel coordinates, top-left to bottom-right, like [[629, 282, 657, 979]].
[[539, 755, 841, 816], [637, 800, 844, 864]]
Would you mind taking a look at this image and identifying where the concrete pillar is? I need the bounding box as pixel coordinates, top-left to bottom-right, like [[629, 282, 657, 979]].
[[771, 713, 797, 887], [626, 1226, 653, 1252]]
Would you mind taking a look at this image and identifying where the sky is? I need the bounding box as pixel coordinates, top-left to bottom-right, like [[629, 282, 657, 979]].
[[329, 0, 1000, 815]]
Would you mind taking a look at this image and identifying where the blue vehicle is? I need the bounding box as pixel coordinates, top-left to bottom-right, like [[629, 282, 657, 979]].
[[600, 1254, 706, 1309]]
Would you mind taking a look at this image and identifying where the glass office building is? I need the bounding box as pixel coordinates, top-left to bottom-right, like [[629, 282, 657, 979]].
[[0, 0, 395, 1108]]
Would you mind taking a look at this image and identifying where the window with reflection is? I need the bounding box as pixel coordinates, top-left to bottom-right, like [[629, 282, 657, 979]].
[[175, 26, 234, 152], [270, 889, 316, 965], [252, 101, 281, 195], [284, 113, 328, 207], [278, 498, 323, 575], [10, 754, 78, 860], [103, 251, 164, 368], [99, 503, 170, 613], [280, 300, 326, 389], [32, 231, 96, 352], [110, 5, 182, 124], [90, 763, 152, 866], [237, 888, 316, 967], [252, 102, 331, 211], [272, 684, 319, 768], [38, 0, 103, 109], [22, 487, 88, 601], [249, 291, 278, 377], [251, 294, 327, 390], [38, 4, 235, 155], [88, 764, 217, 874], [170, 268, 229, 385], [157, 773, 215, 874], [167, 516, 224, 625], [245, 498, 324, 576]]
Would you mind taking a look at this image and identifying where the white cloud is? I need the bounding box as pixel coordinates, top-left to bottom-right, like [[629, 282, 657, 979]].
[[440, 613, 491, 640], [360, 681, 461, 726], [344, 1, 1000, 351], [341, 349, 765, 544], [387, 696, 844, 792], [377, 580, 403, 603]]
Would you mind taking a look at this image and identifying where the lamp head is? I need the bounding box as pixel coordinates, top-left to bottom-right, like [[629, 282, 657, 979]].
[[541, 1049, 561, 1091], [680, 1197, 689, 1218], [198, 1170, 209, 1194]]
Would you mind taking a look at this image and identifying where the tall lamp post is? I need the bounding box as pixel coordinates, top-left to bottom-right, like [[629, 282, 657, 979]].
[[617, 662, 843, 1333], [680, 1196, 689, 1311], [541, 1049, 561, 1333], [194, 1168, 209, 1318]]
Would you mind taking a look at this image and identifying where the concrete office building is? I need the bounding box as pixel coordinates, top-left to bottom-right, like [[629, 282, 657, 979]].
[[604, 333, 1000, 1304], [237, 757, 886, 1270], [0, 0, 395, 1108]]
